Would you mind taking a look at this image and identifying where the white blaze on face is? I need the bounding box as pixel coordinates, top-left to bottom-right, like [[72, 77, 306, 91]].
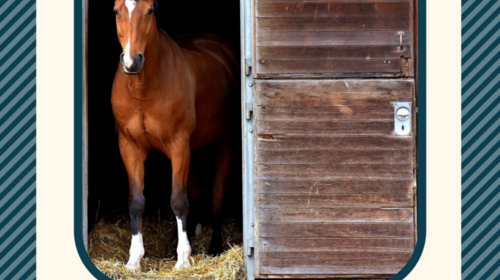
[[124, 39, 134, 68], [125, 0, 136, 22], [174, 217, 192, 269], [126, 232, 144, 270], [123, 0, 136, 69]]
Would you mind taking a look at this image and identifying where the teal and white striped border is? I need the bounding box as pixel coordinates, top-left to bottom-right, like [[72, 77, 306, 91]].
[[0, 0, 36, 280], [462, 0, 500, 279]]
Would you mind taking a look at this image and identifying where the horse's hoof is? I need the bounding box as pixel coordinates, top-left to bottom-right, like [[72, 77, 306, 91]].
[[195, 223, 203, 237], [174, 260, 191, 270], [208, 241, 223, 256], [125, 262, 141, 271]]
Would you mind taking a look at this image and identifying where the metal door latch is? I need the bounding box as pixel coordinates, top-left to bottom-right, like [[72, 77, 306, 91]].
[[394, 102, 411, 136], [245, 58, 252, 76]]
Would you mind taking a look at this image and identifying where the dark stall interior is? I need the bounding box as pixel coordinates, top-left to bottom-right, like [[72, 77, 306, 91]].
[[87, 0, 241, 233]]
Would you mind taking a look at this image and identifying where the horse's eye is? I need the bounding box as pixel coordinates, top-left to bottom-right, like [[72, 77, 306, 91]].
[[114, 9, 119, 17], [147, 9, 154, 16]]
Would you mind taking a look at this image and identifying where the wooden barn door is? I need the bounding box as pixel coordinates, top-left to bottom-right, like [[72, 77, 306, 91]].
[[253, 80, 416, 277], [250, 0, 417, 278]]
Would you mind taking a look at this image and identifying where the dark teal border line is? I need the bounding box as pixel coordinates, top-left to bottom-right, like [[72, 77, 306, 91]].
[[73, 0, 427, 279]]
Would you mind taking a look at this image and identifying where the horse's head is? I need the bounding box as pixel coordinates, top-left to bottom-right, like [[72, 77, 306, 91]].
[[114, 0, 158, 75]]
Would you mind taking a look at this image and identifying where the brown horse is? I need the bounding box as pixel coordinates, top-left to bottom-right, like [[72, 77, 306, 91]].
[[111, 0, 237, 270]]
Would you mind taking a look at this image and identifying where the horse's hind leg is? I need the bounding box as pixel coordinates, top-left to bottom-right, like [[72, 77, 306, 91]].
[[187, 162, 202, 238], [119, 135, 148, 271], [209, 130, 233, 256]]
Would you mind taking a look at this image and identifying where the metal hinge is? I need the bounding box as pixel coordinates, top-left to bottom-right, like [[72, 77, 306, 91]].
[[246, 102, 253, 120]]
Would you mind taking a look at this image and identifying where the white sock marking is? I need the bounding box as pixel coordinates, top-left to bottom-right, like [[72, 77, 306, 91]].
[[125, 0, 136, 22], [126, 232, 144, 270], [195, 223, 202, 237], [174, 217, 192, 269]]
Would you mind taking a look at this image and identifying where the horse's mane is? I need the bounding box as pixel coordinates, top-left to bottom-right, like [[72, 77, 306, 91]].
[[154, 0, 159, 21]]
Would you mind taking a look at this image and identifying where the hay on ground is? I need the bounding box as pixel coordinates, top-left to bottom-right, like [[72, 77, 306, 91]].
[[88, 213, 245, 280]]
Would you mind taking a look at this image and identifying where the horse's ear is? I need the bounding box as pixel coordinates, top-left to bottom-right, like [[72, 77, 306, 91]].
[[154, 0, 159, 20]]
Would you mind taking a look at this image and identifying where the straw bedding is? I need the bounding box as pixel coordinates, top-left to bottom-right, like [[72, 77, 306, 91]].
[[88, 212, 245, 280]]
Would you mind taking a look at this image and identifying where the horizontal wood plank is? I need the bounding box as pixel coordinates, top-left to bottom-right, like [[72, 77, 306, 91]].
[[259, 0, 410, 3], [260, 265, 405, 275], [256, 79, 413, 101], [258, 163, 413, 178], [256, 3, 410, 18], [258, 150, 412, 164], [258, 237, 414, 252], [258, 179, 414, 194], [257, 135, 412, 150], [259, 223, 414, 238], [257, 16, 410, 31], [258, 193, 413, 208], [259, 208, 414, 223], [257, 31, 411, 46], [257, 45, 411, 60], [257, 121, 395, 135], [256, 106, 394, 121], [256, 59, 402, 75]]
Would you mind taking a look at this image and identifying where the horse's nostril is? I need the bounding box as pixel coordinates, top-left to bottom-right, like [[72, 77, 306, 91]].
[[137, 54, 144, 63]]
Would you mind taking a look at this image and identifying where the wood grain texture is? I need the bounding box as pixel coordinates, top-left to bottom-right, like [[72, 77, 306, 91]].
[[258, 193, 413, 208], [257, 16, 410, 31], [257, 31, 411, 46], [257, 121, 395, 135], [258, 150, 412, 164], [259, 208, 414, 223], [256, 79, 413, 101], [258, 237, 414, 252], [257, 135, 412, 150], [256, 59, 403, 75], [253, 79, 415, 277], [258, 164, 413, 179], [257, 45, 411, 60], [259, 222, 414, 238], [260, 265, 404, 275], [258, 179, 414, 194], [256, 106, 395, 121], [256, 2, 410, 17]]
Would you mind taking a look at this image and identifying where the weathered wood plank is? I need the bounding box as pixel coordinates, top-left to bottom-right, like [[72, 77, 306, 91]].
[[259, 208, 414, 223], [259, 223, 414, 238], [256, 80, 413, 101], [258, 237, 415, 252], [258, 163, 412, 179], [258, 150, 412, 164], [259, 0, 410, 3], [257, 121, 395, 135], [260, 265, 404, 275], [257, 31, 411, 46], [258, 193, 413, 208], [257, 16, 410, 31], [256, 59, 402, 75], [256, 2, 410, 18], [257, 45, 411, 60], [256, 106, 394, 121], [258, 179, 414, 194], [257, 135, 412, 150]]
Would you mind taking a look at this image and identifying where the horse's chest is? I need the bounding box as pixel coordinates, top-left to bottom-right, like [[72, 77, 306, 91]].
[[122, 111, 167, 151]]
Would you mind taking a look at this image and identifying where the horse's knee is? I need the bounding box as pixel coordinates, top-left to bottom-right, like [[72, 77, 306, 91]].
[[171, 193, 189, 218]]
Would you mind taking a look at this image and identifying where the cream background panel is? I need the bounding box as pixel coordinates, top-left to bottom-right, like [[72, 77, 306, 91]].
[[36, 0, 460, 279]]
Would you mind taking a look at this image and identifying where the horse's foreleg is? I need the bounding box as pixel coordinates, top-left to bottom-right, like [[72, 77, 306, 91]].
[[119, 135, 148, 270], [169, 138, 192, 269], [209, 130, 233, 256]]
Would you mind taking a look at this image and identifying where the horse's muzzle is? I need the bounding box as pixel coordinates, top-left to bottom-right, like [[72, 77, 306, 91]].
[[120, 53, 144, 75]]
